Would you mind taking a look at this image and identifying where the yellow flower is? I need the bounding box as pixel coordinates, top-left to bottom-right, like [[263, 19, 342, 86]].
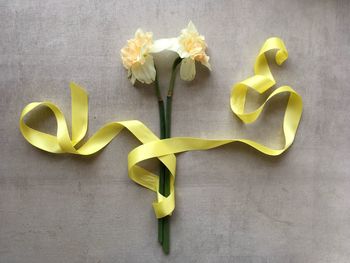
[[120, 29, 156, 85]]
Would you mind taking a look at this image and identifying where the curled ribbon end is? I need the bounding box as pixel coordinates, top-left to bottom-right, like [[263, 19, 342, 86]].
[[152, 192, 175, 219], [276, 49, 288, 66], [69, 82, 88, 94]]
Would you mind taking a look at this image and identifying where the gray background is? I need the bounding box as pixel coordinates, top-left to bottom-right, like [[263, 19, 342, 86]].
[[1, 0, 349, 262]]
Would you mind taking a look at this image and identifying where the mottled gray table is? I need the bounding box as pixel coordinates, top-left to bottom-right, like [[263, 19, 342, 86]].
[[1, 0, 349, 262]]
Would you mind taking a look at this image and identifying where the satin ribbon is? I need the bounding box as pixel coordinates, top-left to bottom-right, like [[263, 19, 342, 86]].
[[19, 37, 303, 219]]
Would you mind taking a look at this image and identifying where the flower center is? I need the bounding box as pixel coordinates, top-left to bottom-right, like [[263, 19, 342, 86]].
[[179, 31, 207, 62], [121, 31, 153, 69]]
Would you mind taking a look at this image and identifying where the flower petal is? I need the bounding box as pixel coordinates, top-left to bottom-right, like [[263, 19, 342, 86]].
[[187, 21, 198, 33], [130, 71, 136, 85], [151, 38, 179, 53], [180, 58, 196, 81], [200, 57, 212, 71], [131, 55, 156, 84]]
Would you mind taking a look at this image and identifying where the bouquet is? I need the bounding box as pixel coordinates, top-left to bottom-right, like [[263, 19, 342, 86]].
[[120, 21, 211, 253]]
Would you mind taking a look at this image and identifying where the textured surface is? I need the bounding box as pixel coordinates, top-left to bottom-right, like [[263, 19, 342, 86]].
[[1, 0, 350, 262]]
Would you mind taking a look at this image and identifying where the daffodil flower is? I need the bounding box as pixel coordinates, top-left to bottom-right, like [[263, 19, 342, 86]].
[[176, 21, 211, 81], [151, 21, 211, 81], [120, 29, 156, 85]]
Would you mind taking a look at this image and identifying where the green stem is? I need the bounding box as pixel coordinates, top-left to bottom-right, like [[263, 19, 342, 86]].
[[155, 70, 166, 244], [162, 57, 182, 254]]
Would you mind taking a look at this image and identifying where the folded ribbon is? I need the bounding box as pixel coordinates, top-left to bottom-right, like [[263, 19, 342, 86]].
[[19, 37, 303, 219]]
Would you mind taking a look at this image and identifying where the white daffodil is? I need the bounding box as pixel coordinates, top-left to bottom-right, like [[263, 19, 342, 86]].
[[120, 29, 156, 85], [177, 21, 211, 81], [151, 21, 211, 81]]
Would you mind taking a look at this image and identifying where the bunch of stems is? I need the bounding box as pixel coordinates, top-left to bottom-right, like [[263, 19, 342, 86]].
[[154, 57, 182, 254]]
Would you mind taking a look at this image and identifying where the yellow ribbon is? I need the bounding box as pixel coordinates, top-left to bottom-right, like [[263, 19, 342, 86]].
[[19, 37, 303, 219]]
